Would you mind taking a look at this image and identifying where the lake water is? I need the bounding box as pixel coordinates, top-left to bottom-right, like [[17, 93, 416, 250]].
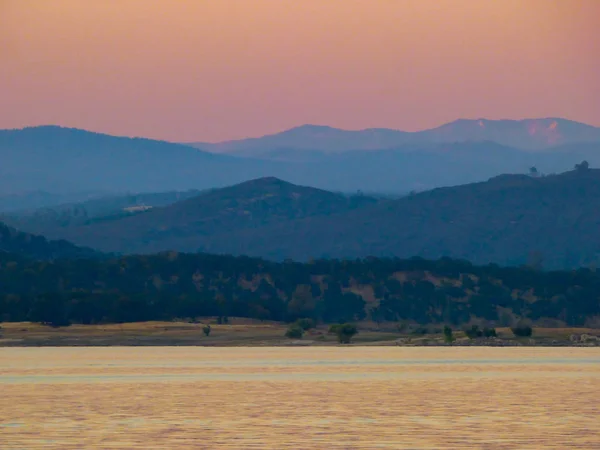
[[1, 347, 599, 448]]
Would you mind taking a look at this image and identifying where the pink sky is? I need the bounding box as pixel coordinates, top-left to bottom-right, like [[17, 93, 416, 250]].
[[1, 0, 599, 142]]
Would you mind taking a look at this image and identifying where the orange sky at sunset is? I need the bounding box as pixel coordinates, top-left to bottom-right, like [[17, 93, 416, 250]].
[[1, 0, 599, 142]]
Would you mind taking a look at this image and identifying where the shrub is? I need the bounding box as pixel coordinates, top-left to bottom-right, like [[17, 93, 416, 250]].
[[334, 323, 358, 344], [483, 327, 497, 338], [443, 325, 455, 344], [464, 325, 483, 339], [511, 325, 533, 337], [285, 324, 304, 339], [296, 318, 316, 331], [203, 325, 211, 336]]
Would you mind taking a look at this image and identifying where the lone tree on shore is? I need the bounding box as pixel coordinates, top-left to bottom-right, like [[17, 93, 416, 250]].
[[285, 324, 304, 339], [330, 323, 358, 344], [443, 325, 455, 344]]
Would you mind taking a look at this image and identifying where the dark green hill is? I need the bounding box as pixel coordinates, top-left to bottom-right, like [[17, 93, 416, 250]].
[[0, 222, 99, 260]]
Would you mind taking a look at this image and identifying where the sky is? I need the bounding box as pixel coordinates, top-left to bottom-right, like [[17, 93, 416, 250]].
[[1, 0, 599, 142]]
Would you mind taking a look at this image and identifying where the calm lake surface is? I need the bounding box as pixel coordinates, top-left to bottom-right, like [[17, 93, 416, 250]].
[[1, 347, 599, 449]]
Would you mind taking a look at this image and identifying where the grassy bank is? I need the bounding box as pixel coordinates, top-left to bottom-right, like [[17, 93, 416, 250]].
[[1, 320, 599, 347]]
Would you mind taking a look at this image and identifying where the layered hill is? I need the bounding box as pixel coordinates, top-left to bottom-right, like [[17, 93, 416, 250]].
[[218, 168, 600, 269], [1, 188, 206, 233], [190, 118, 600, 155], [0, 222, 99, 260], [15, 169, 600, 269], [28, 177, 379, 254]]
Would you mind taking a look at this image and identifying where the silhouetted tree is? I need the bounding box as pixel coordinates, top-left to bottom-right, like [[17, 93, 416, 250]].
[[331, 323, 358, 344], [465, 325, 483, 339], [443, 325, 455, 344], [295, 318, 316, 331], [511, 325, 533, 337], [285, 324, 304, 339]]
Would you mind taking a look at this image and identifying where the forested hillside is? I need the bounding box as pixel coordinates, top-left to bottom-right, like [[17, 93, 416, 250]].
[[20, 167, 600, 269], [1, 251, 598, 328], [0, 222, 99, 260], [14, 177, 379, 254]]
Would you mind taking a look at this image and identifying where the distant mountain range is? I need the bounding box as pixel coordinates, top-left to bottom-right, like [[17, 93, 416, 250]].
[[12, 167, 600, 269], [0, 125, 282, 196], [2, 122, 600, 203], [189, 118, 600, 156]]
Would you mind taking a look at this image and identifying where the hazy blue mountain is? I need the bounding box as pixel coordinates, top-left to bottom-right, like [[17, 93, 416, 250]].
[[2, 125, 600, 201], [0, 125, 289, 195], [189, 118, 600, 155], [258, 141, 600, 193], [0, 190, 110, 213]]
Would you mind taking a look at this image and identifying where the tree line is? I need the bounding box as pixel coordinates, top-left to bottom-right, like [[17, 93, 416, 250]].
[[0, 251, 599, 327]]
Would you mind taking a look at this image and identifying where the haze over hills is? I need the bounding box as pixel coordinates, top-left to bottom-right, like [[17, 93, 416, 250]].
[[1, 189, 206, 232], [189, 118, 600, 155], [14, 167, 600, 269], [2, 124, 600, 202]]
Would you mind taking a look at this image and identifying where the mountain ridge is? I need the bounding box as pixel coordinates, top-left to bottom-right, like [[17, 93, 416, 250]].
[[189, 118, 600, 154], [3, 124, 600, 202]]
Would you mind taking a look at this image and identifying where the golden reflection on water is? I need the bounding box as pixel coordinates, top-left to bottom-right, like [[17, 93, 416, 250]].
[[1, 347, 599, 449]]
